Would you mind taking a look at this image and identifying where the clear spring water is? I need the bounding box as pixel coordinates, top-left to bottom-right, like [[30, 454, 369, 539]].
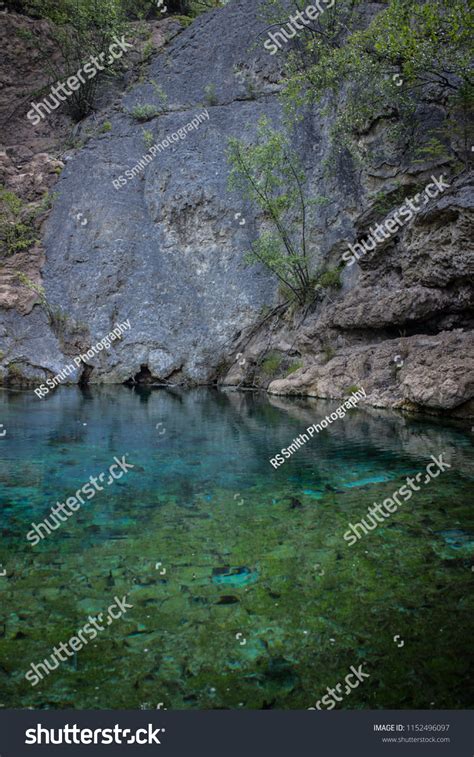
[[0, 386, 473, 709]]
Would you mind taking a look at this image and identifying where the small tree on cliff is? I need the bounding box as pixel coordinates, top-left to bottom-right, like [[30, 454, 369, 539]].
[[25, 0, 125, 120], [227, 117, 328, 306]]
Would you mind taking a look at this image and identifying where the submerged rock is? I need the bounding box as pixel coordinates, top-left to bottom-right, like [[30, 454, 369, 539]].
[[437, 529, 474, 548], [216, 595, 239, 605], [289, 497, 303, 510], [211, 566, 258, 588]]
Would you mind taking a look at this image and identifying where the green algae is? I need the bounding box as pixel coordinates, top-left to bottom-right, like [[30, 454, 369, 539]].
[[0, 386, 472, 710]]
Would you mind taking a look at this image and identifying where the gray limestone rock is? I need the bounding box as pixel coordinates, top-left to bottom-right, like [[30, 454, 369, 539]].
[[1, 0, 473, 417]]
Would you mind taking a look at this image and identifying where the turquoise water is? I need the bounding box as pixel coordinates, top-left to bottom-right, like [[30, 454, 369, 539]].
[[0, 386, 473, 709]]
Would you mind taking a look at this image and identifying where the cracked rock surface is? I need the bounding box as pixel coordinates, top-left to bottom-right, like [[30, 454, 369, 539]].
[[1, 0, 473, 416]]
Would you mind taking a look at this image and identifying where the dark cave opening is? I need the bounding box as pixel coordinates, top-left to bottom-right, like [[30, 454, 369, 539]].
[[127, 364, 155, 385], [78, 364, 94, 386]]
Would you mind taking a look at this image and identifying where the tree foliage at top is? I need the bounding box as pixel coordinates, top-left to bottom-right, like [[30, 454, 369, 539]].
[[9, 0, 227, 120], [23, 0, 126, 120], [264, 0, 474, 170], [7, 0, 226, 20]]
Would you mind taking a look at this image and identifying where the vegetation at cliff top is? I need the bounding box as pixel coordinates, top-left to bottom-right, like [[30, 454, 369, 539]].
[[227, 1, 472, 308], [265, 0, 473, 170], [7, 0, 227, 21], [7, 0, 227, 120]]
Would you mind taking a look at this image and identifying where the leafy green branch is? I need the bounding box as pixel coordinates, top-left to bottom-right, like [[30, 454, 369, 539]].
[[228, 117, 317, 305], [270, 0, 473, 170]]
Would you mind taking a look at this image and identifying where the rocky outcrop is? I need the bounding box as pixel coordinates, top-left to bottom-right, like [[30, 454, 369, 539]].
[[231, 174, 474, 417], [267, 330, 474, 415], [0, 1, 473, 416]]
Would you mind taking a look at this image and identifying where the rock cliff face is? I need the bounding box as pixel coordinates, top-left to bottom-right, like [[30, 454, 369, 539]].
[[1, 0, 473, 416], [233, 173, 474, 417]]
